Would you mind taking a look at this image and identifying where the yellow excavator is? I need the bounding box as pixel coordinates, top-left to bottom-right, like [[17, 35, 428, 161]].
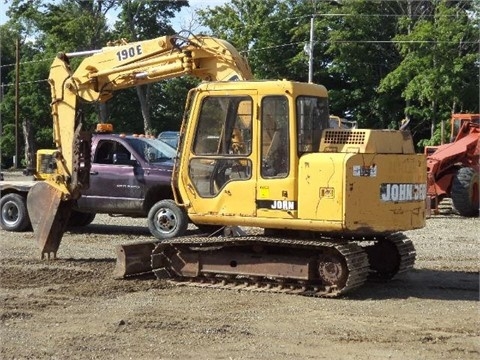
[[29, 33, 427, 297]]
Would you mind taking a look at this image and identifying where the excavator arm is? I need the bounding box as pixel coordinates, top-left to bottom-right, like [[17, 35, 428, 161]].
[[27, 34, 252, 259]]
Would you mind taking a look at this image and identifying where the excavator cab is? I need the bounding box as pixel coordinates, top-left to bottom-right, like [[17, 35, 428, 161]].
[[174, 80, 426, 234], [176, 81, 329, 222]]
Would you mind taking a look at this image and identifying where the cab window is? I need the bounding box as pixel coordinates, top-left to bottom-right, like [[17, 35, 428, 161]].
[[261, 96, 289, 178], [189, 96, 253, 197], [193, 96, 252, 156], [296, 96, 329, 155]]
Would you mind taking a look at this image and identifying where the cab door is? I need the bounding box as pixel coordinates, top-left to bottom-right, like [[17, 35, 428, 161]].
[[255, 95, 297, 219], [181, 92, 257, 219]]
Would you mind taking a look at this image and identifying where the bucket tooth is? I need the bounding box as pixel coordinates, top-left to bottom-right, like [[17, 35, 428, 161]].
[[26, 181, 72, 259]]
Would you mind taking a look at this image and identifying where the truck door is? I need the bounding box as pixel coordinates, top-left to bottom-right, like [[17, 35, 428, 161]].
[[78, 138, 143, 213]]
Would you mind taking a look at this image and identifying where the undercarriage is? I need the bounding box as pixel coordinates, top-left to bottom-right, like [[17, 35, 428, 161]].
[[115, 231, 415, 297]]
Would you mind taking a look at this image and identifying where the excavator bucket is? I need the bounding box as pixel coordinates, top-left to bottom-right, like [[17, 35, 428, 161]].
[[27, 181, 72, 259], [113, 242, 157, 279]]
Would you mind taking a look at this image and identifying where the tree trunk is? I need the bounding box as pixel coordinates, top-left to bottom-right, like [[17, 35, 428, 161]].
[[22, 118, 35, 173], [431, 99, 437, 140], [136, 84, 152, 134]]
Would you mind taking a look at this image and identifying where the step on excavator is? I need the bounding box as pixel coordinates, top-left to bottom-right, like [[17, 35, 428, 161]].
[[28, 33, 427, 297]]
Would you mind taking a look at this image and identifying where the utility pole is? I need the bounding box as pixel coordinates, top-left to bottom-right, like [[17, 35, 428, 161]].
[[308, 15, 315, 83], [307, 0, 318, 83], [405, 0, 412, 128], [14, 38, 20, 168], [0, 39, 2, 173], [0, 84, 3, 174]]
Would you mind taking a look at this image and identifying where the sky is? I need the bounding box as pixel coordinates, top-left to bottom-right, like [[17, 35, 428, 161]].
[[172, 0, 228, 32], [0, 0, 229, 30]]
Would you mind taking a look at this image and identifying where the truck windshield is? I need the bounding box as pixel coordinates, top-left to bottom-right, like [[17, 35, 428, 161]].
[[125, 137, 177, 163]]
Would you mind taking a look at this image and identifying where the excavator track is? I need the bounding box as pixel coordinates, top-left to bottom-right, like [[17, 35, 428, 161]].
[[149, 236, 370, 298], [389, 234, 416, 277], [362, 232, 416, 281]]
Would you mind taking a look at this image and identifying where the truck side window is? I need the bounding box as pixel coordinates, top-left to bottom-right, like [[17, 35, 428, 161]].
[[261, 96, 289, 178], [95, 141, 114, 164], [95, 140, 132, 165], [112, 143, 132, 165]]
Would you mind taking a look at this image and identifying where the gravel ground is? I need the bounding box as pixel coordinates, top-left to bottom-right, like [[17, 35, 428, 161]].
[[0, 172, 479, 359]]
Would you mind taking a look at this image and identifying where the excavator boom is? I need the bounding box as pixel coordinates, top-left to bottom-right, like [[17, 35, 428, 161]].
[[28, 34, 252, 258]]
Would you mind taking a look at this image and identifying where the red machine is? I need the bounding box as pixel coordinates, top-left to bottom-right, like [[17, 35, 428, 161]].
[[426, 114, 479, 216]]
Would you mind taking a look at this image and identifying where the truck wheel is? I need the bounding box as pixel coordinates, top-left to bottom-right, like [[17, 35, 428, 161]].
[[148, 199, 188, 240], [0, 193, 31, 232], [451, 167, 479, 217], [68, 211, 96, 228]]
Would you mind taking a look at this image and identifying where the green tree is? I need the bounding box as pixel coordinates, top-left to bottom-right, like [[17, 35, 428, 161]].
[[151, 76, 199, 134], [0, 20, 52, 169], [2, 0, 114, 168], [379, 0, 479, 146], [1, 24, 19, 168], [2, 0, 477, 165], [1, 0, 189, 169], [109, 0, 188, 134], [324, 0, 405, 128], [197, 0, 405, 128], [198, 0, 322, 81]]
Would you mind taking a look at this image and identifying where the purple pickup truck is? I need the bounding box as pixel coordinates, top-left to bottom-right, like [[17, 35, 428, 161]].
[[0, 133, 176, 235]]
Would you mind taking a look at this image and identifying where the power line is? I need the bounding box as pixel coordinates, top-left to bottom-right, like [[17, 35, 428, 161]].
[[241, 41, 305, 55], [1, 79, 48, 88], [313, 12, 472, 18], [322, 40, 479, 44], [0, 58, 52, 70], [0, 35, 477, 87], [0, 2, 475, 69], [1, 6, 477, 86], [240, 38, 478, 55]]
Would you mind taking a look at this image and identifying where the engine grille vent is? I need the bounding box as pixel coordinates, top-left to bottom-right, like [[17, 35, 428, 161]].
[[323, 130, 366, 145]]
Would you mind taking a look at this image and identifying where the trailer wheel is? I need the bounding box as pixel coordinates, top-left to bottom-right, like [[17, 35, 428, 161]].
[[148, 199, 188, 240], [0, 193, 31, 231], [451, 167, 479, 217]]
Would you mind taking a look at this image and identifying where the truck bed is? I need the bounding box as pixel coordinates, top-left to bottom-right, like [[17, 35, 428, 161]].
[[0, 180, 36, 193]]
